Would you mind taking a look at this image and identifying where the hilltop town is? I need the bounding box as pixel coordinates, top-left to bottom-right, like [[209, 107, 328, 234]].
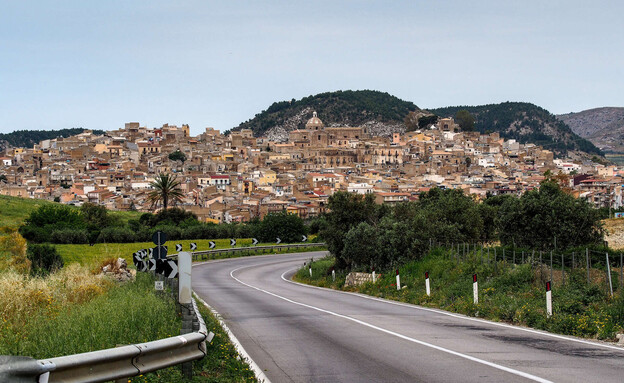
[[0, 112, 621, 222]]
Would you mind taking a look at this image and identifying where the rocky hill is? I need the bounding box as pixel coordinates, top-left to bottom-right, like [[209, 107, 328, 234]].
[[432, 102, 602, 156], [230, 90, 420, 141], [556, 107, 624, 153]]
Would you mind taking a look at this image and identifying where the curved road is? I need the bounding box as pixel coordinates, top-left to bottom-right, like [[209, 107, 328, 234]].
[[192, 251, 624, 383]]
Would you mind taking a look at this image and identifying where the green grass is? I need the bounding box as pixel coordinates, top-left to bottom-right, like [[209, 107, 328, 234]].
[[0, 195, 54, 231], [0, 269, 257, 382], [0, 194, 141, 232], [295, 248, 624, 340], [55, 239, 325, 268]]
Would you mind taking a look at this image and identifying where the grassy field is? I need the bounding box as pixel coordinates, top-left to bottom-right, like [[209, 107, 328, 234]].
[[295, 248, 624, 341], [0, 195, 54, 231], [0, 194, 141, 232], [56, 239, 324, 268], [0, 266, 257, 382]]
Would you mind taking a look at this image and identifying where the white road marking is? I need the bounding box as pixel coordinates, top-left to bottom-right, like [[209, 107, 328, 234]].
[[230, 265, 553, 383], [193, 293, 272, 383], [281, 267, 624, 352]]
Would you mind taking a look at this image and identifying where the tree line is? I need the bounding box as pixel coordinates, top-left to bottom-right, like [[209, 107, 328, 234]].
[[320, 183, 604, 271]]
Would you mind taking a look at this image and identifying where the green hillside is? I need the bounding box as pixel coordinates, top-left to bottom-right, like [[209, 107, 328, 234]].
[[0, 128, 105, 149], [230, 90, 419, 136], [432, 102, 602, 155]]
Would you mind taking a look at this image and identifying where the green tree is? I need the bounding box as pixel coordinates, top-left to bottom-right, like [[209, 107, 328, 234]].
[[258, 211, 306, 243], [148, 173, 184, 210], [168, 150, 187, 163], [341, 222, 378, 269], [498, 182, 604, 249], [0, 174, 7, 183], [320, 192, 383, 270], [454, 110, 475, 131]]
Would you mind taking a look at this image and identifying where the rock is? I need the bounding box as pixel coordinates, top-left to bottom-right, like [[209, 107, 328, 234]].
[[344, 272, 377, 287], [115, 258, 127, 270]]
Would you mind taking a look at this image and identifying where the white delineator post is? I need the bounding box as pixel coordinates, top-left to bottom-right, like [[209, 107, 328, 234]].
[[396, 269, 401, 290], [372, 267, 376, 283], [309, 264, 312, 277], [332, 268, 335, 282], [178, 252, 192, 305], [546, 281, 552, 317], [472, 274, 478, 304], [425, 271, 430, 296]]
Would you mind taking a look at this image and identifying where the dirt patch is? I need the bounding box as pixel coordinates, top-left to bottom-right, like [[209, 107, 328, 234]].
[[604, 218, 624, 250]]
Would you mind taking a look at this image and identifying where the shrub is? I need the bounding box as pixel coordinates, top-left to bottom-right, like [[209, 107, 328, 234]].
[[50, 229, 89, 244], [26, 244, 64, 277], [97, 228, 137, 244]]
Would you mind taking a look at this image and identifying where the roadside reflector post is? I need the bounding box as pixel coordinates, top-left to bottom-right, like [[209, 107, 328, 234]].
[[309, 264, 312, 278], [396, 269, 401, 291], [425, 271, 430, 296], [473, 274, 478, 304], [332, 268, 335, 282], [546, 281, 552, 317], [372, 267, 376, 283]]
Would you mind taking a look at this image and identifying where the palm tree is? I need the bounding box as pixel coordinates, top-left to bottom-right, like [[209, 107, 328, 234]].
[[148, 173, 184, 210]]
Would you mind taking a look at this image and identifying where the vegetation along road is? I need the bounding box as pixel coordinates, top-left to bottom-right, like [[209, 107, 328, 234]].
[[193, 251, 624, 383]]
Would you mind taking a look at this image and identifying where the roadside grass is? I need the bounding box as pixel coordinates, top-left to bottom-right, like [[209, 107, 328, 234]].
[[0, 266, 257, 382], [294, 248, 624, 341]]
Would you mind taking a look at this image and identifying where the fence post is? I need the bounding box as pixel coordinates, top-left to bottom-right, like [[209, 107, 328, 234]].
[[620, 252, 623, 289], [513, 249, 516, 265], [606, 253, 613, 297], [522, 251, 524, 264], [561, 252, 565, 286], [586, 248, 590, 284], [494, 248, 498, 274]]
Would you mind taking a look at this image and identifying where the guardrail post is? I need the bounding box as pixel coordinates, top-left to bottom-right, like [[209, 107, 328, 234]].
[[178, 251, 193, 379]]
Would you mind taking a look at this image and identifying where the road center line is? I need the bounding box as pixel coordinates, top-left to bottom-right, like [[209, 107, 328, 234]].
[[229, 265, 553, 383]]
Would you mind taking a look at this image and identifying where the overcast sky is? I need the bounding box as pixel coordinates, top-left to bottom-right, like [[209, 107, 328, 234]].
[[1, 1, 622, 135]]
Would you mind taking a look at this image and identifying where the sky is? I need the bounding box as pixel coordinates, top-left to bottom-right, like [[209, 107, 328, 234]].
[[1, 1, 623, 136]]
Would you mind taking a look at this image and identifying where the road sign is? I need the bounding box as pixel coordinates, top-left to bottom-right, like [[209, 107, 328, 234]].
[[230, 239, 236, 246], [149, 259, 156, 271], [155, 259, 167, 275], [155, 281, 164, 291], [140, 260, 148, 272], [276, 237, 281, 245], [153, 245, 168, 260], [164, 259, 178, 279], [190, 242, 197, 251], [175, 244, 183, 252], [152, 231, 167, 246], [209, 241, 216, 249], [302, 235, 307, 242], [252, 238, 258, 245], [133, 253, 142, 268], [148, 248, 154, 257]]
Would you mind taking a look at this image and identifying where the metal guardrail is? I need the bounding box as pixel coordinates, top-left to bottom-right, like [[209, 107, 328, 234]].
[[191, 242, 327, 261], [0, 295, 213, 383]]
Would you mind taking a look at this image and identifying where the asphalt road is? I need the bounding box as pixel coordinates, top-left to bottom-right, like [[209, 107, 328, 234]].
[[192, 251, 624, 383]]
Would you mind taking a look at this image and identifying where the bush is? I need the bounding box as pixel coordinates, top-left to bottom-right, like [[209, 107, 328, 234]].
[[27, 244, 64, 277], [97, 227, 137, 244], [50, 229, 89, 244]]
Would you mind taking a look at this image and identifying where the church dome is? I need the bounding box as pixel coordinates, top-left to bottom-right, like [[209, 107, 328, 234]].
[[305, 111, 324, 129]]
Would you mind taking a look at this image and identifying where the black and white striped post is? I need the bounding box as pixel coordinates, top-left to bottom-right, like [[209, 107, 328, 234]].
[[472, 274, 478, 304], [396, 269, 401, 291], [425, 271, 430, 296], [546, 281, 552, 317]]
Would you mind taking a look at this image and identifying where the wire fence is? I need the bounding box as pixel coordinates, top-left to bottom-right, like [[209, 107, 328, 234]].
[[428, 239, 624, 295]]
